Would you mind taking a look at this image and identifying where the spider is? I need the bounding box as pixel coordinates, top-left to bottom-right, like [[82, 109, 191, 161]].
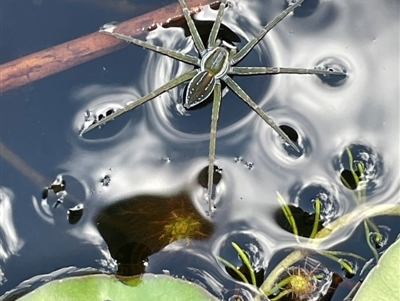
[[82, 0, 346, 212]]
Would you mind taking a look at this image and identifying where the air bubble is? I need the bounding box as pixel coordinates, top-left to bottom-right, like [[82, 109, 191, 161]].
[[80, 103, 123, 136], [245, 162, 254, 170], [287, 0, 301, 5], [106, 109, 115, 117], [234, 156, 243, 163], [101, 175, 111, 187], [162, 157, 171, 163]]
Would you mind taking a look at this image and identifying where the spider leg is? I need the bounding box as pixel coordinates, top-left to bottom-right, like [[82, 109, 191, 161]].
[[81, 69, 198, 134], [207, 0, 227, 48], [230, 66, 346, 76], [223, 76, 300, 152], [231, 0, 306, 65], [207, 81, 222, 213], [178, 0, 206, 54], [101, 30, 200, 66]]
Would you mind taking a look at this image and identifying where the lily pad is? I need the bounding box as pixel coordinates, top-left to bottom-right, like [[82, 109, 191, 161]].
[[16, 273, 218, 301], [353, 238, 400, 301]]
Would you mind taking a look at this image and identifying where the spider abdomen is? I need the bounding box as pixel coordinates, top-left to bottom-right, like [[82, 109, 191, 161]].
[[184, 71, 216, 109]]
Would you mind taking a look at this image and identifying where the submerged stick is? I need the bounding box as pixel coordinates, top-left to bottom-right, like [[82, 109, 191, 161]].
[[0, 141, 82, 205], [0, 141, 49, 188], [0, 0, 218, 93]]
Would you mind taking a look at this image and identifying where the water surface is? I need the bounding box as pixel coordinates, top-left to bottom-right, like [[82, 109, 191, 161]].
[[1, 0, 399, 299]]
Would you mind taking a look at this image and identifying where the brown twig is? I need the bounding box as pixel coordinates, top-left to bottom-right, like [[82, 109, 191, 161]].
[[0, 0, 219, 93]]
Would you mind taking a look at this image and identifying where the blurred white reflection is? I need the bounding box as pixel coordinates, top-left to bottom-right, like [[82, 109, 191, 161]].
[[0, 187, 24, 284], [31, 195, 54, 224]]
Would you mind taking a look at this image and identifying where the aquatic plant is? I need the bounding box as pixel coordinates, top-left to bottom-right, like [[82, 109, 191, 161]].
[[218, 192, 381, 300], [219, 241, 327, 301], [259, 200, 400, 299], [340, 147, 382, 262], [218, 242, 259, 286]]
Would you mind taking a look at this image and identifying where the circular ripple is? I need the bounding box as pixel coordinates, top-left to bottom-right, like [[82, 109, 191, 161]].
[[145, 14, 277, 140]]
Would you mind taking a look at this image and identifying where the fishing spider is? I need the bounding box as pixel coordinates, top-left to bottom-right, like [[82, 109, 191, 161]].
[[82, 0, 346, 212]]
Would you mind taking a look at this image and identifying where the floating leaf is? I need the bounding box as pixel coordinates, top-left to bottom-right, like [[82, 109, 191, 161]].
[[15, 273, 218, 301], [352, 238, 400, 301]]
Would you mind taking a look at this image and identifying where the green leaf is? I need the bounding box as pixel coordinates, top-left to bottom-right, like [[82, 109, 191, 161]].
[[353, 238, 400, 301], [16, 273, 219, 301]]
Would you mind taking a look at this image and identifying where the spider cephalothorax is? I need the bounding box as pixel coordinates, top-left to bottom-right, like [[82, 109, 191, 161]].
[[82, 0, 346, 212]]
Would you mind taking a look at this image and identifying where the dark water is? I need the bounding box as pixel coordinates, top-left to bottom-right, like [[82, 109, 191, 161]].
[[1, 0, 399, 300]]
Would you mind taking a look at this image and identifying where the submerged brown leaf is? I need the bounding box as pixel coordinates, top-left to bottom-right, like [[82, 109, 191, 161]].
[[95, 191, 214, 275]]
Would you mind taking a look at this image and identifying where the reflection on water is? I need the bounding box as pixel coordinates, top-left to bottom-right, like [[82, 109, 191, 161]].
[[0, 0, 399, 299], [0, 188, 24, 285]]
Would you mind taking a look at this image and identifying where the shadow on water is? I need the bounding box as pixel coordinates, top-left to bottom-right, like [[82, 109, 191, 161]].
[[0, 0, 399, 300]]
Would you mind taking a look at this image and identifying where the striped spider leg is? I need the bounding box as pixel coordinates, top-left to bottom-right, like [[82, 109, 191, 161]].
[[82, 0, 346, 213]]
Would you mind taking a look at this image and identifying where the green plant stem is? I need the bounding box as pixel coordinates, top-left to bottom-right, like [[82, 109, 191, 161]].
[[314, 204, 400, 240], [321, 250, 365, 261], [363, 220, 380, 262], [217, 256, 249, 284], [231, 242, 257, 286], [318, 251, 354, 275], [276, 191, 300, 243], [264, 275, 294, 296], [344, 148, 382, 260], [269, 290, 290, 301], [309, 198, 321, 240]]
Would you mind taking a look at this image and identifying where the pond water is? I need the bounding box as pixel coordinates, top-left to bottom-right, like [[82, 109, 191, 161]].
[[1, 0, 399, 300]]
